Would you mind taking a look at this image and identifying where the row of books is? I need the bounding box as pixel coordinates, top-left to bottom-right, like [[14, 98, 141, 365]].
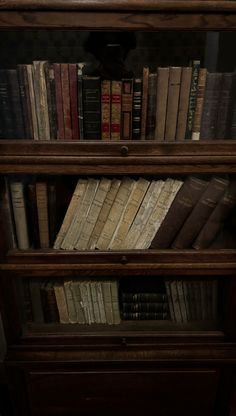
[[1, 61, 236, 141], [24, 279, 120, 325], [23, 278, 218, 325], [8, 175, 236, 251]]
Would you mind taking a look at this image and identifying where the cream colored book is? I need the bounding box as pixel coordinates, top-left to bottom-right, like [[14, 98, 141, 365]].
[[102, 281, 113, 324], [85, 281, 95, 324], [64, 280, 77, 324], [88, 178, 121, 250], [54, 281, 70, 324], [96, 281, 106, 324], [26, 64, 39, 140], [135, 178, 183, 249], [61, 178, 99, 250], [123, 180, 164, 249], [109, 178, 150, 249], [90, 281, 101, 323], [36, 182, 50, 248], [10, 181, 30, 250], [53, 179, 87, 249], [96, 177, 136, 250], [79, 281, 90, 324], [110, 280, 121, 324], [71, 280, 86, 324], [75, 178, 111, 250]]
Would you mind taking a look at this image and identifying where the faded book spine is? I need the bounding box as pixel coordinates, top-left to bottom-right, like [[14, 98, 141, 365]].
[[164, 67, 182, 141], [61, 63, 72, 140], [101, 79, 111, 140], [175, 67, 192, 141], [216, 72, 235, 139], [185, 60, 200, 139], [36, 182, 50, 248], [26, 64, 39, 140], [200, 72, 223, 139], [111, 80, 122, 140], [155, 67, 169, 141], [10, 181, 29, 249], [191, 68, 207, 140]]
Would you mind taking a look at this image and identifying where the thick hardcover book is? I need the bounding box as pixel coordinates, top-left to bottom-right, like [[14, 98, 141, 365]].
[[36, 182, 50, 248], [90, 281, 101, 324], [146, 73, 157, 140], [0, 178, 17, 250], [77, 62, 88, 140], [83, 76, 101, 140], [110, 280, 121, 324], [0, 69, 15, 138], [191, 68, 207, 140], [185, 60, 201, 139], [165, 67, 182, 141], [69, 63, 79, 140], [26, 64, 39, 140], [193, 179, 236, 249], [61, 63, 72, 140], [8, 70, 26, 139], [102, 281, 113, 325], [45, 63, 57, 140], [71, 281, 86, 324], [155, 67, 169, 141], [141, 67, 149, 140], [54, 63, 65, 140], [111, 80, 122, 140], [54, 281, 70, 324], [176, 67, 192, 141], [27, 183, 40, 249], [41, 281, 59, 323], [122, 312, 169, 320], [200, 72, 223, 139], [172, 177, 229, 249], [132, 78, 142, 139], [48, 183, 57, 246], [150, 176, 207, 249], [121, 79, 133, 140], [10, 181, 29, 249], [216, 72, 235, 139], [64, 280, 77, 323], [33, 61, 51, 140], [121, 292, 167, 302], [17, 65, 32, 139], [122, 302, 169, 313], [101, 79, 111, 140]]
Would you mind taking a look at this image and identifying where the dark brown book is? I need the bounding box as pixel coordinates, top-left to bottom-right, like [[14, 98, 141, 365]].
[[155, 67, 169, 141], [132, 78, 142, 140], [200, 72, 223, 139], [122, 312, 169, 320], [122, 302, 169, 313], [8, 69, 25, 139], [172, 177, 229, 249], [27, 183, 40, 249], [17, 65, 33, 139], [121, 79, 133, 140], [36, 182, 50, 249], [40, 281, 59, 323], [48, 183, 57, 247], [146, 73, 157, 140], [140, 66, 149, 140], [150, 176, 208, 249], [54, 63, 65, 140], [83, 76, 101, 140], [191, 68, 207, 140], [121, 293, 167, 302], [164, 67, 182, 141], [69, 63, 79, 140], [45, 63, 57, 140], [0, 69, 15, 138], [193, 179, 236, 249], [176, 67, 192, 141], [61, 63, 72, 140], [216, 72, 236, 139]]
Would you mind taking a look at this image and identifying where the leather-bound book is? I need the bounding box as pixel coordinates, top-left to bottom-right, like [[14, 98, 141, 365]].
[[146, 73, 157, 140], [200, 72, 223, 139], [150, 176, 208, 249], [45, 63, 57, 140], [69, 63, 79, 140], [61, 63, 72, 140], [165, 67, 182, 141], [193, 179, 236, 249], [121, 79, 133, 140], [83, 76, 101, 140], [185, 60, 200, 139], [121, 292, 167, 303], [101, 79, 111, 140], [132, 78, 142, 139], [122, 302, 169, 313], [7, 69, 25, 139], [41, 281, 59, 323], [17, 64, 33, 139], [176, 67, 192, 141], [216, 72, 236, 139], [27, 183, 40, 249], [191, 68, 207, 140], [172, 176, 229, 249], [33, 61, 51, 140], [10, 181, 30, 249], [140, 66, 149, 140], [36, 182, 50, 248], [26, 64, 39, 140], [155, 67, 169, 141], [54, 63, 65, 140], [122, 312, 169, 320], [111, 80, 121, 140], [0, 69, 15, 138]]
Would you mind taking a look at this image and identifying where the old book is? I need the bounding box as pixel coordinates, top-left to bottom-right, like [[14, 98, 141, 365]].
[[26, 64, 39, 140], [164, 281, 175, 321], [18, 64, 34, 139], [96, 281, 106, 324], [54, 63, 65, 140], [146, 73, 157, 140], [54, 179, 87, 249], [132, 78, 142, 139], [109, 177, 150, 249], [164, 67, 182, 141], [193, 179, 236, 249], [155, 67, 169, 141], [10, 181, 29, 249], [54, 281, 70, 324], [122, 302, 169, 313], [175, 67, 192, 141], [88, 179, 121, 250], [27, 183, 40, 249], [216, 72, 236, 139], [79, 280, 92, 324], [69, 63, 79, 140], [191, 67, 207, 140], [121, 79, 133, 140], [71, 281, 86, 324], [48, 183, 57, 246], [185, 59, 201, 139], [90, 281, 101, 323], [85, 281, 95, 324], [150, 176, 208, 249], [101, 79, 111, 140], [77, 62, 89, 140], [176, 280, 188, 323], [0, 178, 17, 250], [200, 72, 223, 139], [61, 178, 99, 250], [121, 292, 167, 303], [111, 80, 122, 140], [123, 180, 165, 249], [136, 178, 183, 249], [29, 279, 44, 323], [33, 61, 51, 140], [83, 76, 101, 140], [140, 66, 149, 140], [0, 69, 16, 138], [96, 178, 136, 250], [110, 280, 121, 324], [182, 280, 192, 321], [102, 281, 113, 324], [75, 178, 111, 250], [45, 63, 57, 140], [64, 280, 77, 324], [168, 280, 182, 323], [22, 279, 33, 322], [200, 280, 208, 321], [36, 182, 50, 248], [61, 63, 72, 140], [172, 176, 229, 249], [122, 312, 169, 320], [40, 281, 59, 323], [7, 69, 25, 139]]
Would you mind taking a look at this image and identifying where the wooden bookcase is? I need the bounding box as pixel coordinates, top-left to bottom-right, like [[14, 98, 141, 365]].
[[1, 1, 236, 415]]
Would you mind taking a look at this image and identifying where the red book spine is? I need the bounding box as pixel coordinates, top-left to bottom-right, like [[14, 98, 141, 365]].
[[69, 64, 79, 140], [111, 80, 121, 141], [101, 80, 111, 140], [53, 63, 65, 140], [61, 63, 72, 140]]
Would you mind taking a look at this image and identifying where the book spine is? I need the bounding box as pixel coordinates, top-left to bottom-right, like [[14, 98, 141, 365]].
[[216, 72, 235, 139], [53, 63, 65, 140], [29, 280, 44, 323], [36, 182, 50, 248], [21, 64, 34, 139], [121, 79, 133, 140], [122, 312, 169, 320], [83, 76, 101, 140], [72, 281, 86, 324], [54, 282, 70, 324], [132, 78, 142, 140], [101, 79, 111, 140], [122, 302, 169, 312], [110, 280, 121, 324], [27, 183, 40, 249], [200, 72, 223, 139], [191, 68, 207, 140], [185, 60, 201, 139], [140, 67, 149, 140], [164, 67, 182, 141], [64, 280, 77, 323], [146, 73, 157, 140], [7, 69, 25, 139], [10, 181, 29, 249], [41, 282, 59, 323], [77, 63, 86, 140], [17, 65, 31, 139], [45, 63, 57, 140], [0, 69, 15, 138], [121, 293, 167, 302], [0, 178, 17, 250], [155, 67, 169, 141], [26, 64, 39, 140], [69, 63, 79, 140], [175, 67, 192, 141], [61, 63, 72, 140], [111, 80, 122, 141]]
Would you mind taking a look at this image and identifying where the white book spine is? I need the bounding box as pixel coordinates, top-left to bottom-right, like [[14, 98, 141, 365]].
[[10, 181, 29, 249]]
